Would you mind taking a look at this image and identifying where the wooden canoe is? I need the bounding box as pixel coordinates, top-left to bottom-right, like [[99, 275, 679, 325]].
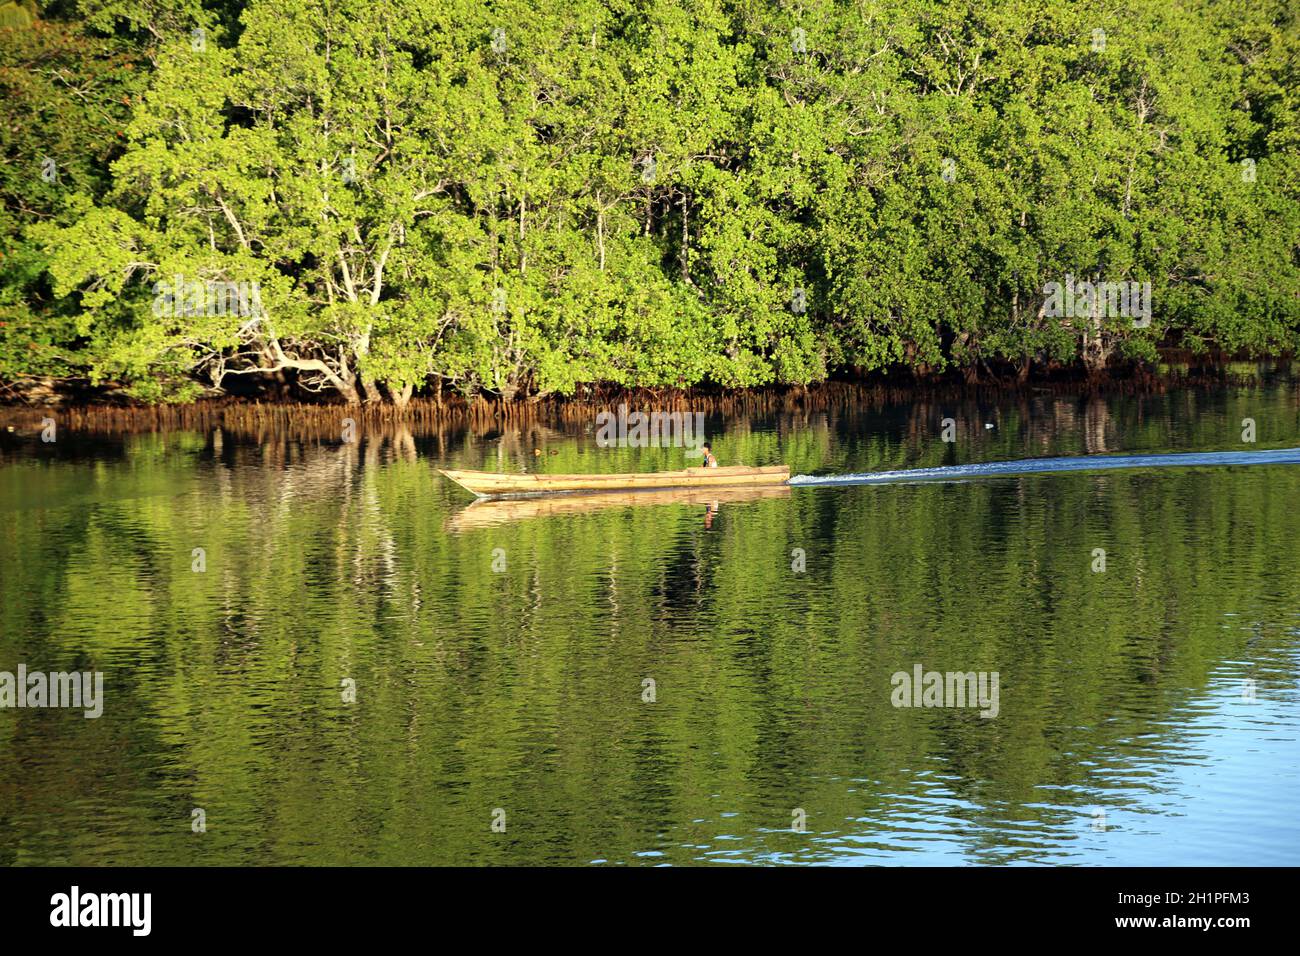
[[439, 464, 790, 498], [446, 484, 792, 531]]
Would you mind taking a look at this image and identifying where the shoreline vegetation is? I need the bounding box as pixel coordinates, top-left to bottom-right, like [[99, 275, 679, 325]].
[[2, 2, 1298, 412], [1, 356, 1294, 435]]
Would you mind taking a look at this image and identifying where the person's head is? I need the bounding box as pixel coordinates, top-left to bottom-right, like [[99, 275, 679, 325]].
[[702, 442, 712, 455]]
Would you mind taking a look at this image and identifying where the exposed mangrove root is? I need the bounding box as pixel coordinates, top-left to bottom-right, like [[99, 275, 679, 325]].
[[1, 367, 1288, 439]]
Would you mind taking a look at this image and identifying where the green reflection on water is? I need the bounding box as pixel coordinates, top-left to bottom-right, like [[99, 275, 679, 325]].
[[2, 385, 1300, 865]]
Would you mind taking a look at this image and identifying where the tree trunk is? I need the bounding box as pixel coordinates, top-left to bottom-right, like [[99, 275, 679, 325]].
[[389, 381, 413, 409], [1082, 318, 1111, 379], [1081, 273, 1112, 379]]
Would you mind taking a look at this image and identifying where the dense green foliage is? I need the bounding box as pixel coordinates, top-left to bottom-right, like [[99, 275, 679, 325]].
[[3, 0, 1299, 403]]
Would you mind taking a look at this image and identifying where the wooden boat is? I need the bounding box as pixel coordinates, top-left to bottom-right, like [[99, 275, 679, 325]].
[[446, 484, 792, 531], [439, 464, 790, 498]]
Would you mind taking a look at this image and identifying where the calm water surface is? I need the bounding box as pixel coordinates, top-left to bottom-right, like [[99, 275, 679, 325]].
[[2, 385, 1300, 865]]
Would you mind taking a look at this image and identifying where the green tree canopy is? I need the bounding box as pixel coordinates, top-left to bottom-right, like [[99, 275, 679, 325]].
[[5, 0, 1299, 403]]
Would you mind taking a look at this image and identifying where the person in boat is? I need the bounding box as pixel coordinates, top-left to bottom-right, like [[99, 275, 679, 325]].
[[701, 442, 718, 468]]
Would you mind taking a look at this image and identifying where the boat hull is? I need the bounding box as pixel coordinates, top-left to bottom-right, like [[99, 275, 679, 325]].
[[439, 465, 790, 498]]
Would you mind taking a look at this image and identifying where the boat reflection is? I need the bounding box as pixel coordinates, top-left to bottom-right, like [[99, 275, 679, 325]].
[[446, 483, 792, 532]]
